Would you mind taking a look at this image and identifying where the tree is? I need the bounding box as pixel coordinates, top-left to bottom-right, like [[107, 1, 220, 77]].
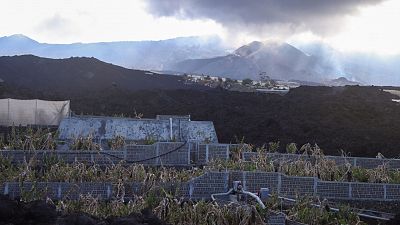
[[242, 78, 253, 86], [259, 72, 270, 82]]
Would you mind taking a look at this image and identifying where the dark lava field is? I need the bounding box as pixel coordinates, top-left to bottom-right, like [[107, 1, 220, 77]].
[[3, 82, 400, 157]]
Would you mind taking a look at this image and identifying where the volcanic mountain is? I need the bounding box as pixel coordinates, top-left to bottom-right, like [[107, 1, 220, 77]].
[[0, 34, 227, 71], [169, 41, 338, 82]]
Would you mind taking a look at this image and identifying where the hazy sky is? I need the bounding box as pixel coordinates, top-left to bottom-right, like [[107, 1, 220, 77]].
[[1, 0, 399, 55]]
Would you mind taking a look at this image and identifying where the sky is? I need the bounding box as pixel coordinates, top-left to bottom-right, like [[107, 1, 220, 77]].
[[1, 0, 400, 55]]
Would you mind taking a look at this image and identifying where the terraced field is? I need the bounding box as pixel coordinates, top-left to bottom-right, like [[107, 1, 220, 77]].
[[1, 127, 400, 224]]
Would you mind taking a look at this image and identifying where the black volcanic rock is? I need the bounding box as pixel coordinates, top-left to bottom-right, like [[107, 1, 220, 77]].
[[1, 55, 400, 157], [0, 195, 168, 225], [0, 195, 19, 223], [56, 213, 99, 225], [3, 83, 400, 157], [0, 55, 206, 96], [22, 200, 58, 223]]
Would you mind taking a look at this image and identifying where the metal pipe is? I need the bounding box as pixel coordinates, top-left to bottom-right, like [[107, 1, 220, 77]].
[[242, 190, 266, 209], [169, 117, 173, 140], [274, 195, 392, 221], [211, 188, 266, 209], [211, 188, 233, 201]]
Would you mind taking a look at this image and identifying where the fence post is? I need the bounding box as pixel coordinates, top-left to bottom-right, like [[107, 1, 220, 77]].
[[187, 142, 190, 165], [35, 99, 38, 125], [169, 118, 173, 140], [107, 184, 111, 199], [277, 173, 282, 195], [224, 172, 229, 192], [243, 171, 247, 190], [313, 177, 317, 196], [349, 183, 352, 199], [123, 148, 127, 161], [7, 98, 10, 126], [156, 143, 160, 165], [226, 145, 229, 160], [196, 142, 199, 164], [384, 184, 387, 200], [189, 182, 194, 199], [205, 144, 209, 163], [4, 182, 8, 195], [57, 184, 62, 200]]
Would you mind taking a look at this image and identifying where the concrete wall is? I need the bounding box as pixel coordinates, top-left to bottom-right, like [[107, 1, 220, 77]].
[[58, 115, 218, 143], [243, 152, 400, 169]]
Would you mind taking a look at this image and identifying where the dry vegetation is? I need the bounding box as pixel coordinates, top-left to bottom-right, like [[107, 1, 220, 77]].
[[0, 126, 57, 150], [211, 143, 400, 184], [0, 128, 394, 224]]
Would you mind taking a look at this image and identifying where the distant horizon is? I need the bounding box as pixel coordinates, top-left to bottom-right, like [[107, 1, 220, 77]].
[[0, 33, 224, 45], [3, 33, 399, 58], [2, 32, 400, 86], [1, 0, 400, 55]]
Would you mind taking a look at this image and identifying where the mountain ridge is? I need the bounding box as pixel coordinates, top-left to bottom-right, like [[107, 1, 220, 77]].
[[2, 34, 400, 86], [0, 34, 228, 71], [0, 55, 206, 96], [169, 40, 334, 82]]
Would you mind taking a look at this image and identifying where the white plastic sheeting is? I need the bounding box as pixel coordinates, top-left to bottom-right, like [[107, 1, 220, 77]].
[[0, 99, 70, 126]]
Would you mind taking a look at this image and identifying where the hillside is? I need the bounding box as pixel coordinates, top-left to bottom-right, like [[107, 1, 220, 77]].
[[170, 41, 337, 82], [0, 55, 206, 95], [0, 34, 227, 70], [326, 77, 361, 86]]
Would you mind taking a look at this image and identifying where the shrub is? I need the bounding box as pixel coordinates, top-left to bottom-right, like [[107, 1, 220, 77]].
[[70, 134, 101, 151], [108, 135, 125, 150], [242, 78, 253, 85], [286, 143, 297, 154], [268, 141, 280, 152]]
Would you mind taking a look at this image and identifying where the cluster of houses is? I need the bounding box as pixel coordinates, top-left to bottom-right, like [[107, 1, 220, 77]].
[[182, 73, 300, 94]]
